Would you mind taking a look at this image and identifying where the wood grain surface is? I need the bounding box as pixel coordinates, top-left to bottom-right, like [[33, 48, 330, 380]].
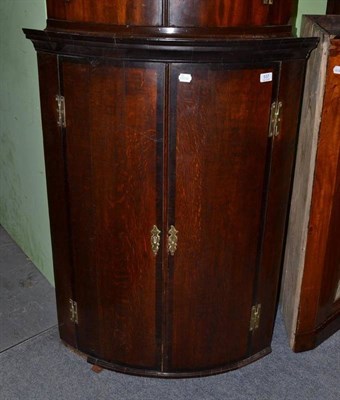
[[169, 0, 296, 27], [281, 16, 340, 352], [62, 59, 163, 368], [47, 0, 162, 26], [37, 53, 77, 349], [46, 0, 296, 28], [169, 64, 274, 371], [251, 59, 305, 355], [298, 43, 340, 345]]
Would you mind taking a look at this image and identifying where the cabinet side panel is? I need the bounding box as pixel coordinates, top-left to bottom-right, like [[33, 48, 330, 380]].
[[37, 53, 77, 347], [170, 65, 274, 371], [251, 59, 306, 354], [63, 60, 162, 369], [47, 0, 162, 26], [281, 18, 329, 349]]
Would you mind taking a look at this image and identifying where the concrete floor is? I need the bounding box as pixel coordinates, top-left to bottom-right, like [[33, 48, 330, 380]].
[[0, 225, 339, 400]]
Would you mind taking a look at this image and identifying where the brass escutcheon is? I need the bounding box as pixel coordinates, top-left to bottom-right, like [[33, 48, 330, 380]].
[[151, 225, 161, 256], [167, 225, 178, 256]]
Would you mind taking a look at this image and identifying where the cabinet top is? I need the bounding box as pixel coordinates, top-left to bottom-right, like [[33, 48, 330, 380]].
[[24, 27, 318, 63], [303, 15, 340, 38], [46, 0, 297, 35]]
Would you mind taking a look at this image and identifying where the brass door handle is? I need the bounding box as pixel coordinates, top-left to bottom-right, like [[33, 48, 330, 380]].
[[167, 225, 178, 256], [151, 225, 161, 256]]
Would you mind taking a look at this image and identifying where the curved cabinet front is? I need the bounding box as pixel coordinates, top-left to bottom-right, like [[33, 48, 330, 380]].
[[27, 31, 317, 377]]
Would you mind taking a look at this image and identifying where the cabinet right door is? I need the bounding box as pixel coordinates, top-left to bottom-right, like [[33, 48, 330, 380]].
[[168, 63, 279, 372], [169, 0, 296, 27]]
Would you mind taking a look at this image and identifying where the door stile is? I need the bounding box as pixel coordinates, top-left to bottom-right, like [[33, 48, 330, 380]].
[[251, 59, 308, 354], [159, 63, 171, 371], [37, 53, 78, 349], [61, 59, 103, 356], [57, 55, 81, 349], [246, 61, 282, 355], [156, 63, 167, 371]]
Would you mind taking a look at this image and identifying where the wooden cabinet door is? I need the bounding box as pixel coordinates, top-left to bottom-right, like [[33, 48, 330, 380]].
[[169, 0, 296, 27], [60, 59, 164, 370], [47, 0, 162, 26], [168, 64, 278, 372]]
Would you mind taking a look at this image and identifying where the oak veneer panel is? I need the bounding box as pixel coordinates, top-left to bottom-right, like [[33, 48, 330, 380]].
[[47, 0, 162, 26], [281, 16, 340, 352], [62, 60, 163, 368], [169, 65, 274, 371], [37, 53, 77, 348], [169, 0, 296, 27]]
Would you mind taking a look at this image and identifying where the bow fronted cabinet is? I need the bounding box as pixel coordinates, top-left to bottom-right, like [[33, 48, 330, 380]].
[[24, 0, 317, 377]]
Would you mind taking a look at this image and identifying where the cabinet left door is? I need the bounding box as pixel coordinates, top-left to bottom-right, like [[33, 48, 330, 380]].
[[46, 0, 162, 26], [38, 54, 165, 371]]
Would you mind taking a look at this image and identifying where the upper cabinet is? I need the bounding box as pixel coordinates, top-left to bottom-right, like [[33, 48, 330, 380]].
[[46, 0, 297, 28]]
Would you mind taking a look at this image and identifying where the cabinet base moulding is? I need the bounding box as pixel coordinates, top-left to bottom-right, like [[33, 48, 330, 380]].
[[87, 347, 272, 379], [292, 311, 340, 353]]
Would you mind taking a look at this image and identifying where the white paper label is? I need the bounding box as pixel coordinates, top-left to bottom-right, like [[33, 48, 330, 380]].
[[178, 73, 192, 83], [260, 72, 273, 83], [333, 66, 340, 75]]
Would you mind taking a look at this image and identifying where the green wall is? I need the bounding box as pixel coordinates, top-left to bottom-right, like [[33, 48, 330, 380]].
[[0, 1, 54, 284], [296, 0, 327, 35], [0, 0, 328, 287]]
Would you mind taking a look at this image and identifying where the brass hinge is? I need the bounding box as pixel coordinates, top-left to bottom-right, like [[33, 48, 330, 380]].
[[263, 0, 274, 4], [69, 299, 78, 324], [250, 304, 261, 331], [268, 101, 283, 138], [56, 94, 66, 128]]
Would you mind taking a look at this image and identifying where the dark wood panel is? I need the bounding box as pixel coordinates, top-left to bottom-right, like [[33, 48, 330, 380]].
[[169, 64, 274, 371], [307, 49, 340, 328], [320, 154, 340, 318], [24, 28, 318, 65], [327, 0, 340, 14], [297, 49, 340, 339], [62, 61, 99, 356], [46, 0, 66, 20], [45, 20, 293, 38], [251, 60, 306, 355], [281, 16, 340, 353], [47, 0, 162, 26], [62, 60, 163, 368], [37, 53, 77, 348], [267, 0, 297, 26], [169, 0, 296, 27]]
